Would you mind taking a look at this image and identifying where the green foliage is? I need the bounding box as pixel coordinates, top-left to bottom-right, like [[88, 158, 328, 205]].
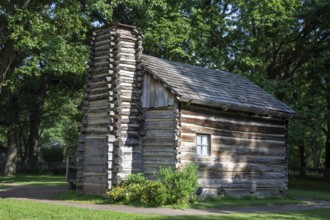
[[156, 164, 199, 206], [106, 173, 167, 207], [106, 164, 198, 207], [140, 181, 167, 207], [40, 147, 64, 163]]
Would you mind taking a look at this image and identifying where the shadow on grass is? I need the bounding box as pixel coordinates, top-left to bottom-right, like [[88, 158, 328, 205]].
[[288, 177, 330, 201], [0, 172, 66, 186], [57, 190, 107, 204], [190, 195, 302, 210]]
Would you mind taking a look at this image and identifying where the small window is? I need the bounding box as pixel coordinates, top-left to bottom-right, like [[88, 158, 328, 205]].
[[196, 134, 210, 156]]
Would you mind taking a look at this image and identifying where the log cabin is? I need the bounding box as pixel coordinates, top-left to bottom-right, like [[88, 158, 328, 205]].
[[75, 23, 296, 198]]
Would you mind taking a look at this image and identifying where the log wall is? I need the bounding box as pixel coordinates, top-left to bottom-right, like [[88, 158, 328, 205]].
[[142, 106, 178, 176], [76, 25, 143, 194], [178, 104, 288, 197]]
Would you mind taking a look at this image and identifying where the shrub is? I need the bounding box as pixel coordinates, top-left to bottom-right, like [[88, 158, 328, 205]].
[[140, 181, 167, 207], [105, 164, 199, 207], [118, 173, 148, 187], [105, 185, 127, 204], [156, 164, 199, 205]]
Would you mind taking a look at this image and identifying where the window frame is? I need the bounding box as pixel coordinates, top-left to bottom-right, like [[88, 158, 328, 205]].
[[196, 134, 211, 156]]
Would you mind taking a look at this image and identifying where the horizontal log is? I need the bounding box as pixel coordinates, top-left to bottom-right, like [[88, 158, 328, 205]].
[[180, 118, 285, 134], [117, 34, 137, 41], [211, 146, 285, 157], [194, 155, 286, 166], [83, 172, 107, 183], [181, 110, 285, 127], [93, 50, 114, 57], [143, 142, 175, 148], [83, 165, 107, 173], [89, 81, 107, 89], [85, 127, 108, 134], [94, 38, 111, 46], [95, 42, 114, 51], [197, 178, 286, 187], [85, 134, 107, 140], [143, 137, 175, 144], [117, 55, 136, 63], [144, 121, 176, 128], [213, 136, 285, 149], [94, 55, 112, 61], [89, 87, 110, 95], [179, 129, 285, 141], [180, 105, 285, 125], [92, 61, 111, 69], [146, 128, 175, 138], [83, 183, 107, 195], [86, 111, 108, 118], [198, 167, 285, 178], [95, 28, 116, 35], [117, 47, 135, 54], [83, 155, 107, 165], [144, 109, 176, 118], [143, 151, 175, 157], [197, 170, 285, 179], [117, 67, 135, 75], [197, 162, 285, 172], [94, 33, 112, 42], [143, 159, 175, 165], [88, 94, 109, 101]]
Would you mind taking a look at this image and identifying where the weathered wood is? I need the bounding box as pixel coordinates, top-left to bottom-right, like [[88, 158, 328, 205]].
[[181, 105, 285, 125], [142, 107, 177, 176], [181, 118, 285, 134], [178, 104, 288, 197], [180, 129, 285, 141]]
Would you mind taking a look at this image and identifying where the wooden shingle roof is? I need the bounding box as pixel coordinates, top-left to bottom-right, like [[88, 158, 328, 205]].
[[141, 55, 296, 119]]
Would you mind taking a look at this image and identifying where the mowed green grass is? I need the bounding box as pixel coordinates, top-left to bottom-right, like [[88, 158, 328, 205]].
[[0, 199, 330, 220], [2, 173, 330, 219], [288, 177, 330, 201], [0, 173, 66, 186]]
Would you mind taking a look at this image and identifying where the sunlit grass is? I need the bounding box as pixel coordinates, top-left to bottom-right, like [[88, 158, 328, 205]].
[[1, 199, 330, 220]]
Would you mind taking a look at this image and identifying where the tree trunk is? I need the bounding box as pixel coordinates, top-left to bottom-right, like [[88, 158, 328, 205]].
[[27, 75, 49, 172], [3, 93, 19, 175], [0, 39, 16, 93], [325, 83, 330, 180], [299, 144, 307, 176], [310, 137, 319, 169]]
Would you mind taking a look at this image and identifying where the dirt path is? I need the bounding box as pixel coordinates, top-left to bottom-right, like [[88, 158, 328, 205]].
[[1, 184, 330, 216]]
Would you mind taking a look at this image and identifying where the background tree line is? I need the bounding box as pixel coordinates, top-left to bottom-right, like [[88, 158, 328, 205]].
[[0, 0, 329, 176]]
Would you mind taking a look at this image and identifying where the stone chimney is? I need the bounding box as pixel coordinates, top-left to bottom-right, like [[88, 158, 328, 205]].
[[76, 24, 143, 194]]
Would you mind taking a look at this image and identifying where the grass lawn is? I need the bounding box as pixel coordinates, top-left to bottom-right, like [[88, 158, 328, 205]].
[[190, 196, 301, 209], [2, 173, 330, 220], [57, 190, 107, 204], [288, 177, 330, 201], [0, 173, 66, 186], [0, 198, 330, 220]]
